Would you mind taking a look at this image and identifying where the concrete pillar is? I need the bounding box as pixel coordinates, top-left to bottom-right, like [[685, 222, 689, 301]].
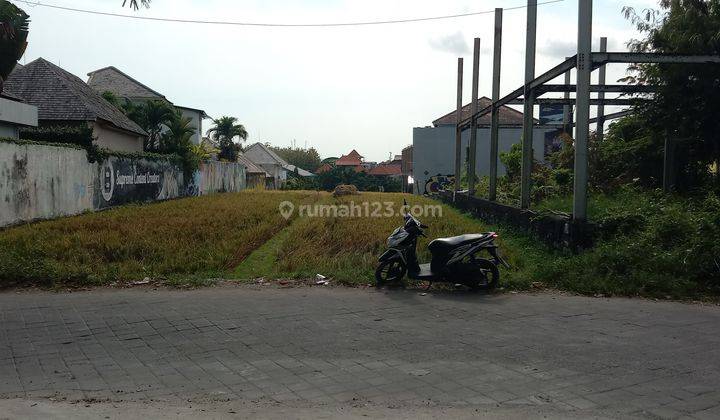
[[573, 0, 593, 221], [489, 8, 503, 202], [468, 38, 481, 196], [454, 58, 464, 192], [597, 37, 607, 142], [520, 0, 537, 209], [562, 57, 572, 134]]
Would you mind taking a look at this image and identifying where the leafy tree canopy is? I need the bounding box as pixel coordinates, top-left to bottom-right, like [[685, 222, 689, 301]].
[[270, 146, 322, 172], [623, 0, 720, 189]]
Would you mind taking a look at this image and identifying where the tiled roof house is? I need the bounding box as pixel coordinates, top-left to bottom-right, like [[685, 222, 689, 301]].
[[4, 58, 147, 152]]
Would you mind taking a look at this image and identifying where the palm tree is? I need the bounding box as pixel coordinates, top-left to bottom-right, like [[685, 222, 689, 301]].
[[123, 0, 151, 10], [142, 100, 176, 151], [207, 116, 248, 161], [162, 112, 196, 154]]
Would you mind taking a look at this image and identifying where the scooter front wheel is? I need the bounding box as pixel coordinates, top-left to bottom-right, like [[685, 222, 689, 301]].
[[375, 260, 407, 288]]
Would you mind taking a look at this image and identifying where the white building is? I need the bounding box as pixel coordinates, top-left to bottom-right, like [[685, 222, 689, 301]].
[[413, 97, 557, 195]]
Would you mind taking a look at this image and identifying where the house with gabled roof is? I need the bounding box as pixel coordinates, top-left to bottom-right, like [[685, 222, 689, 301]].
[[86, 66, 207, 145], [243, 142, 314, 189], [4, 58, 147, 152], [413, 96, 556, 195], [236, 152, 270, 189]]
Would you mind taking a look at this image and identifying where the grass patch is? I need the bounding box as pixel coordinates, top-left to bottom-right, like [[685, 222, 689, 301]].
[[519, 186, 720, 298], [0, 190, 321, 288], [3, 188, 718, 299], [234, 224, 294, 280], [231, 193, 519, 286]]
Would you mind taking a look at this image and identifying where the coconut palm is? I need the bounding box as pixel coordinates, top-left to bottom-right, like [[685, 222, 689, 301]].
[[141, 100, 176, 152], [123, 0, 151, 10], [207, 116, 248, 161], [162, 112, 196, 154]]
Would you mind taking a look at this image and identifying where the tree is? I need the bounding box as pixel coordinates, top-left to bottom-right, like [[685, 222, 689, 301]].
[[0, 1, 29, 93], [161, 111, 196, 154], [123, 0, 151, 10], [141, 100, 176, 152], [207, 116, 248, 162], [269, 146, 322, 172], [623, 0, 720, 190]]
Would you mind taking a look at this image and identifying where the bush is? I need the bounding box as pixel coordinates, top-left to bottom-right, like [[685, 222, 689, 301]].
[[19, 125, 105, 162]]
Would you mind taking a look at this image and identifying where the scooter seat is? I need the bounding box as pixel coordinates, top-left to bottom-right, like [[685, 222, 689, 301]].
[[428, 234, 488, 254]]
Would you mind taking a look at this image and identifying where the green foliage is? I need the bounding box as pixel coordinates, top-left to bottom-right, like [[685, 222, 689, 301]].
[[623, 0, 720, 190], [139, 100, 177, 152], [270, 146, 322, 172], [207, 116, 248, 162], [282, 174, 318, 191], [161, 110, 199, 177], [0, 1, 29, 84], [591, 115, 662, 188], [100, 95, 199, 175], [19, 125, 106, 162], [529, 187, 720, 298], [314, 166, 401, 192], [0, 136, 83, 150], [499, 143, 523, 181]]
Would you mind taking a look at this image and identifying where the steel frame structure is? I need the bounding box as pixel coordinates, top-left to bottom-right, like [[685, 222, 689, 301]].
[[452, 0, 720, 221]]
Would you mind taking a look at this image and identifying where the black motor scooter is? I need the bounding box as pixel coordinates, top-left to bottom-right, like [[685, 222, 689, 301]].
[[375, 202, 508, 290]]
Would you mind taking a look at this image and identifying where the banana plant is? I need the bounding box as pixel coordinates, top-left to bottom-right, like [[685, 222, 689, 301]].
[[0, 1, 29, 93]]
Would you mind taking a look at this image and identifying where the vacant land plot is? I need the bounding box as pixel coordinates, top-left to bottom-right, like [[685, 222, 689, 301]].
[[235, 193, 518, 284], [0, 190, 517, 288], [0, 190, 322, 287]]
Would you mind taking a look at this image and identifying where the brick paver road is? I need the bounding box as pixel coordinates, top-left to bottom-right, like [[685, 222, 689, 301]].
[[1, 286, 719, 419]]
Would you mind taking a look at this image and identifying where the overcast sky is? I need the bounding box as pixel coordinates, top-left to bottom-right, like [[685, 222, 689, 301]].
[[16, 0, 659, 162]]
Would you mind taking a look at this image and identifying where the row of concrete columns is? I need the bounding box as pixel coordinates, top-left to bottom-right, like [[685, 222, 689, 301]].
[[453, 0, 596, 221]]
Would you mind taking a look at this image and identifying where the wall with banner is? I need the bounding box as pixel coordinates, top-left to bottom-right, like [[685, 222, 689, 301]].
[[0, 141, 247, 228]]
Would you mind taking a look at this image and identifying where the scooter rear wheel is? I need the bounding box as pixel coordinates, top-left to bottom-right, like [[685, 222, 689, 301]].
[[468, 259, 500, 291], [375, 261, 407, 288]]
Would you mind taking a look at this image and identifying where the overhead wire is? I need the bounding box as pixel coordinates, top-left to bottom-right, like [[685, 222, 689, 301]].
[[12, 0, 565, 28]]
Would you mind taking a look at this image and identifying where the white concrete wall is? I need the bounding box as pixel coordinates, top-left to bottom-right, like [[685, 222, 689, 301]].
[[0, 142, 186, 227], [193, 161, 246, 195], [0, 142, 96, 226], [92, 122, 144, 153], [412, 126, 554, 195], [0, 98, 38, 127], [178, 108, 203, 145]]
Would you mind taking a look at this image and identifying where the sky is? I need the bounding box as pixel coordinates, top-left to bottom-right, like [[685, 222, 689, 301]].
[[15, 0, 660, 162]]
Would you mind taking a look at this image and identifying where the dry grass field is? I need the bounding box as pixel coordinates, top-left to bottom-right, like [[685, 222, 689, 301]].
[[0, 190, 322, 287]]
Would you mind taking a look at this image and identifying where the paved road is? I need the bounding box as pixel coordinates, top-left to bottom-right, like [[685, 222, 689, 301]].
[[1, 286, 719, 419]]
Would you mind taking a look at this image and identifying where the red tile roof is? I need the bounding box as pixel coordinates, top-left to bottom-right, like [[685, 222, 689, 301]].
[[335, 156, 362, 166], [315, 163, 333, 174], [368, 164, 402, 176]]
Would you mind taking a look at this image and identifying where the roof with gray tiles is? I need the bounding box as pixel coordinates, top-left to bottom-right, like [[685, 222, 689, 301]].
[[86, 66, 166, 100], [4, 58, 147, 136]]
